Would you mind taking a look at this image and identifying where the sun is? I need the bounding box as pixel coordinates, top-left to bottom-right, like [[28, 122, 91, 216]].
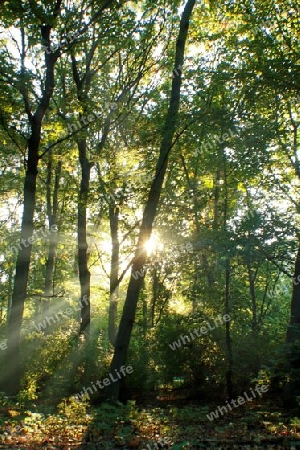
[[144, 232, 163, 256]]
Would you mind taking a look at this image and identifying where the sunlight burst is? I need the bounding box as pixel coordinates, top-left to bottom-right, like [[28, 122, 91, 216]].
[[144, 232, 163, 256]]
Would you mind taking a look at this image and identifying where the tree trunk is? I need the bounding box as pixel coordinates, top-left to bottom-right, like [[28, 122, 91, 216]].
[[4, 42, 57, 394], [180, 153, 203, 309], [287, 244, 300, 343], [142, 288, 148, 336], [78, 138, 92, 337], [213, 169, 221, 230], [285, 243, 300, 405], [6, 264, 14, 324], [5, 152, 38, 394], [225, 259, 233, 400], [247, 265, 258, 331], [106, 0, 196, 401], [70, 51, 95, 339], [222, 144, 233, 400], [43, 152, 61, 317], [150, 268, 159, 328], [109, 205, 120, 346]]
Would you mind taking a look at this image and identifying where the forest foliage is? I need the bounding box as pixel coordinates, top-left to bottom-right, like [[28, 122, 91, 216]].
[[0, 0, 300, 447]]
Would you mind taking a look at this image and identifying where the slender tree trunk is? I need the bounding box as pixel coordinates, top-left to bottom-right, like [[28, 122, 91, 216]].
[[247, 265, 258, 331], [222, 144, 233, 400], [151, 268, 159, 328], [213, 169, 221, 230], [70, 52, 95, 339], [44, 155, 54, 303], [109, 205, 120, 346], [287, 244, 300, 343], [180, 154, 203, 309], [142, 288, 148, 336], [78, 139, 92, 337], [4, 41, 57, 393], [43, 153, 61, 317], [225, 259, 233, 400], [284, 243, 300, 405], [106, 0, 196, 401], [5, 151, 38, 394], [6, 264, 13, 323]]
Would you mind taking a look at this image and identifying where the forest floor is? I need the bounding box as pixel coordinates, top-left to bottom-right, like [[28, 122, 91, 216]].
[[0, 390, 300, 449]]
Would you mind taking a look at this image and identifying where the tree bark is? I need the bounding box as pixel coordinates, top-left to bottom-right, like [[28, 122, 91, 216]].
[[284, 243, 300, 405], [150, 268, 159, 328], [287, 244, 300, 343], [106, 0, 196, 401], [43, 152, 61, 317], [109, 205, 120, 346], [225, 259, 233, 400], [4, 40, 57, 395], [222, 144, 233, 400], [78, 139, 92, 337], [247, 265, 258, 331], [70, 47, 96, 339]]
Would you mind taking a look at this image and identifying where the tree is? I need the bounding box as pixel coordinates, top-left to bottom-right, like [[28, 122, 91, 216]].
[[107, 0, 197, 401], [3, 2, 62, 394], [2, 0, 116, 395], [43, 150, 62, 316]]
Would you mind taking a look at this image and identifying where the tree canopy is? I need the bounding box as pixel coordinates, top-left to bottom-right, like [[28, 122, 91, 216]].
[[0, 0, 300, 448]]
